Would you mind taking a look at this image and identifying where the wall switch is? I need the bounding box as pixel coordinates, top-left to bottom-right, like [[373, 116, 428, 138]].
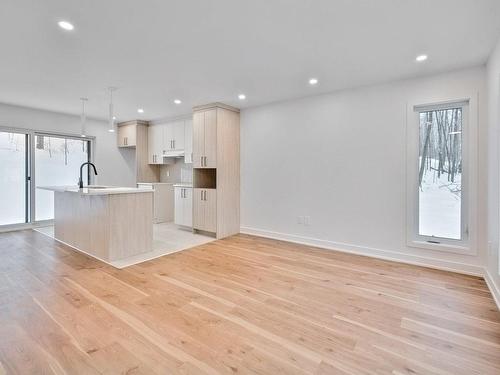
[[304, 216, 311, 226], [297, 216, 304, 224]]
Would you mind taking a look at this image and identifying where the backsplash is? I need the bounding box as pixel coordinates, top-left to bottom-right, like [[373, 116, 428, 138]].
[[160, 159, 192, 183]]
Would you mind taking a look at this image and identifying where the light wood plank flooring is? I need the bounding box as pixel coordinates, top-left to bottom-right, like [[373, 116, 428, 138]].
[[0, 230, 499, 374]]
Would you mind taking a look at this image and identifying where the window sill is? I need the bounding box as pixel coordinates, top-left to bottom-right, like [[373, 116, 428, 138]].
[[407, 239, 476, 256]]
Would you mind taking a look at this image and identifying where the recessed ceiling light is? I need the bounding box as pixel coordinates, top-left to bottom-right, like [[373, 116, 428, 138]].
[[112, 116, 117, 120], [58, 21, 74, 31], [174, 99, 182, 105], [309, 78, 318, 85], [137, 108, 144, 113], [238, 94, 246, 100], [108, 129, 115, 133], [416, 54, 428, 62]]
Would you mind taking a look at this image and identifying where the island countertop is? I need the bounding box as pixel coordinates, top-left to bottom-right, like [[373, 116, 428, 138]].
[[37, 185, 154, 195]]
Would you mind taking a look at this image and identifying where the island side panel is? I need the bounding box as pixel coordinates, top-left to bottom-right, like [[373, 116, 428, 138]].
[[54, 191, 110, 260], [108, 192, 153, 261]]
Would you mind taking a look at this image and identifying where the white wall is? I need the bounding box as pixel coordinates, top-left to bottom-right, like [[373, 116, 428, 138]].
[[487, 36, 500, 303], [0, 103, 136, 187], [241, 67, 488, 275]]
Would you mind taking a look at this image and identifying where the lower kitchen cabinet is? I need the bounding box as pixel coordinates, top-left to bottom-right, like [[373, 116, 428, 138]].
[[137, 183, 174, 223], [174, 186, 192, 227], [193, 188, 216, 233]]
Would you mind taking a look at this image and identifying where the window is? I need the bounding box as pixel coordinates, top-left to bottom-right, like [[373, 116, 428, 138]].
[[407, 99, 475, 254]]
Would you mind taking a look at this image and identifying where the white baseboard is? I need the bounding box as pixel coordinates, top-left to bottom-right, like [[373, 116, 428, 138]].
[[240, 226, 484, 277], [240, 226, 500, 310], [484, 269, 500, 310]]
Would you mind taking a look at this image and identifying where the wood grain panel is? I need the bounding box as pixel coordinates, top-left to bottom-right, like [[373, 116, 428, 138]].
[[0, 231, 499, 374]]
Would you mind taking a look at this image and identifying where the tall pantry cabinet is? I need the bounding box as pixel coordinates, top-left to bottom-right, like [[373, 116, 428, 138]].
[[192, 103, 240, 239]]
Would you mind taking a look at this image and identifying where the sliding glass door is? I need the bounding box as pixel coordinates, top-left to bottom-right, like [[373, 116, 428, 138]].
[[0, 130, 29, 226], [0, 129, 92, 228], [35, 134, 91, 221]]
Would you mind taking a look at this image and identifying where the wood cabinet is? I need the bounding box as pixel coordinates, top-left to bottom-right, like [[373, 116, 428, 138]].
[[174, 186, 192, 227], [193, 109, 217, 168], [148, 124, 164, 164], [192, 103, 240, 239], [165, 121, 185, 153], [193, 188, 216, 232], [117, 123, 137, 147], [147, 119, 189, 164], [117, 120, 160, 184], [137, 183, 174, 223]]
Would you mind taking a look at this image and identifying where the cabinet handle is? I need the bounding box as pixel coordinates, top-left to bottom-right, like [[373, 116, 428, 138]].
[[173, 140, 175, 149], [200, 156, 203, 166], [204, 190, 207, 201], [125, 137, 128, 146], [200, 190, 203, 200]]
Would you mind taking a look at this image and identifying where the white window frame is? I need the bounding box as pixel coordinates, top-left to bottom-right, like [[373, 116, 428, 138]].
[[406, 95, 478, 255]]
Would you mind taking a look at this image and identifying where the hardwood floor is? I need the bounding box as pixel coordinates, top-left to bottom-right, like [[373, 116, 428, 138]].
[[0, 230, 499, 374]]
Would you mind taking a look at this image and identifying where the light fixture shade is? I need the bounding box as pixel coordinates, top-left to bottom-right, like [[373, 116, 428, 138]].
[[108, 87, 117, 132], [80, 98, 88, 137]]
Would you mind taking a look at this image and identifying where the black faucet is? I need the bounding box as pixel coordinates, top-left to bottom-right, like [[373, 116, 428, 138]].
[[79, 162, 98, 189]]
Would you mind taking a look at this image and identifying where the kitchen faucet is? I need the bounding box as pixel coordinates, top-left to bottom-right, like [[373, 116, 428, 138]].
[[78, 162, 98, 189]]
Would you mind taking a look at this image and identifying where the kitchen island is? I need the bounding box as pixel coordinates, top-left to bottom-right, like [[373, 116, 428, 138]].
[[38, 186, 153, 266]]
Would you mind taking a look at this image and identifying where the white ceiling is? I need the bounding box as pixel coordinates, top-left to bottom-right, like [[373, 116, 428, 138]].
[[1, 0, 499, 122]]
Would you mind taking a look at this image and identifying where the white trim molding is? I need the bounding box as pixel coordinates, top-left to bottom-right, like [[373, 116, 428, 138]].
[[240, 226, 484, 276], [240, 226, 500, 310], [484, 269, 500, 310]]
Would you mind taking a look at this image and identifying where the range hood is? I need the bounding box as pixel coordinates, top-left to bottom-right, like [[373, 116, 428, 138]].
[[162, 151, 184, 159]]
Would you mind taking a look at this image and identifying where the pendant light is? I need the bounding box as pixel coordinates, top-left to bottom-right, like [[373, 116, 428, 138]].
[[80, 97, 88, 137], [108, 87, 117, 133]]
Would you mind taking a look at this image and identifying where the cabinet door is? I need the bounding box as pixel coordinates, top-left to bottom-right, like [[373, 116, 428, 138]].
[[183, 187, 193, 227], [118, 124, 136, 147], [147, 125, 155, 163], [184, 119, 193, 164], [173, 121, 185, 151], [204, 109, 217, 168], [192, 112, 205, 168], [203, 189, 217, 232], [174, 187, 184, 225], [193, 188, 205, 230]]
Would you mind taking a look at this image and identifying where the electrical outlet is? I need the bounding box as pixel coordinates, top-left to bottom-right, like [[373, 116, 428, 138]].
[[297, 216, 304, 224], [166, 170, 170, 177], [304, 216, 311, 226]]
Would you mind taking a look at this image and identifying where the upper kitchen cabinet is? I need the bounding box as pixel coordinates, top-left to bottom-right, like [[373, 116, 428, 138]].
[[148, 124, 163, 164], [117, 121, 140, 147], [117, 120, 160, 183], [161, 120, 185, 156], [193, 108, 217, 168], [147, 119, 191, 164]]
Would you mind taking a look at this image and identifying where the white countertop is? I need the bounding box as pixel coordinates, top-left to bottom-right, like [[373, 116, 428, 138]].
[[137, 182, 175, 185], [37, 185, 154, 195], [173, 183, 193, 188]]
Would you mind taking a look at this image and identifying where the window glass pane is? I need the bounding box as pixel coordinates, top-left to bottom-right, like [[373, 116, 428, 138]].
[[0, 131, 27, 225], [35, 135, 90, 221], [418, 108, 462, 240]]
